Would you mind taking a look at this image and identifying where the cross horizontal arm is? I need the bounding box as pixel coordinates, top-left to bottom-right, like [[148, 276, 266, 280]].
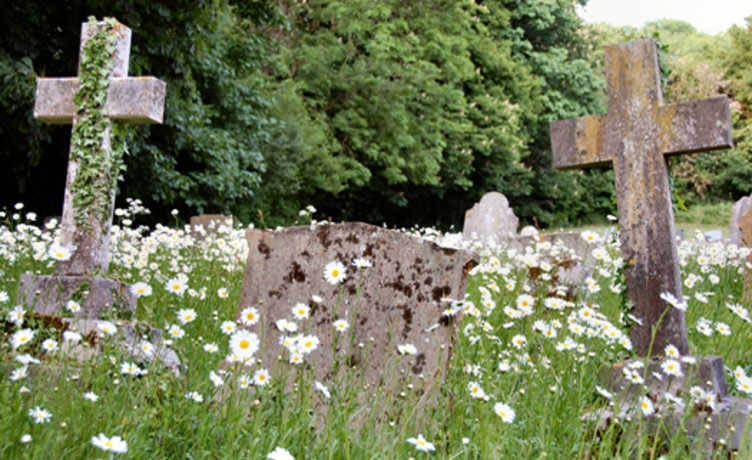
[[34, 77, 166, 124], [658, 96, 733, 156], [550, 114, 612, 169]]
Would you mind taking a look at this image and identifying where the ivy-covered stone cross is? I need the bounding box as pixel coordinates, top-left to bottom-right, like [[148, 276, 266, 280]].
[[34, 17, 165, 275], [17, 18, 164, 319]]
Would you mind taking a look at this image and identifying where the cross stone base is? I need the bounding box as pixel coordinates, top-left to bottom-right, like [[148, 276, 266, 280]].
[[17, 273, 136, 318], [593, 356, 752, 453]]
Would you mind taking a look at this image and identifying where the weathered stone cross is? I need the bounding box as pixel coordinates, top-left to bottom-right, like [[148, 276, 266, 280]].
[[17, 19, 164, 318], [34, 19, 165, 275], [550, 39, 732, 356]]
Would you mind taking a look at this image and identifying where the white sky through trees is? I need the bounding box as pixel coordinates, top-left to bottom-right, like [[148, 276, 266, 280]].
[[577, 0, 751, 35]]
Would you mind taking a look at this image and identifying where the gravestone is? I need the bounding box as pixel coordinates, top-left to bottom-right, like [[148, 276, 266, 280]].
[[729, 195, 752, 245], [18, 18, 165, 317], [550, 39, 732, 357], [462, 192, 519, 243], [238, 222, 477, 395], [739, 210, 752, 302]]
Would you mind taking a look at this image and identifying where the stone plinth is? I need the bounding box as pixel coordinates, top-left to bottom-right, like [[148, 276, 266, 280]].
[[17, 273, 136, 318]]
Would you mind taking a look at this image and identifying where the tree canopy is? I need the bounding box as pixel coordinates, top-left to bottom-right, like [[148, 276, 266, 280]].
[[1, 2, 749, 229]]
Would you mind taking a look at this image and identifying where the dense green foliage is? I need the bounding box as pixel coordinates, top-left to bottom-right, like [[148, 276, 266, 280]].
[[1, 2, 750, 228]]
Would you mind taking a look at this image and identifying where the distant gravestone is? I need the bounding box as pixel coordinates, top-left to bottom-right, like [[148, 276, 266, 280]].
[[238, 222, 477, 395], [729, 195, 752, 245], [18, 18, 165, 317], [550, 39, 732, 357], [519, 225, 539, 238], [462, 192, 519, 242], [739, 210, 752, 302]]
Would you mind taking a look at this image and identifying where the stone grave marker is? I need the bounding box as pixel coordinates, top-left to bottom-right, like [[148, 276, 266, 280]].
[[238, 222, 477, 396], [729, 195, 752, 245], [739, 210, 752, 302], [18, 18, 165, 317], [550, 39, 732, 357], [462, 192, 519, 243]]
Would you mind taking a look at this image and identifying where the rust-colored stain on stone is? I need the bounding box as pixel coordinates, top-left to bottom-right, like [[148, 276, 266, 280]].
[[549, 39, 733, 357], [237, 222, 478, 394]]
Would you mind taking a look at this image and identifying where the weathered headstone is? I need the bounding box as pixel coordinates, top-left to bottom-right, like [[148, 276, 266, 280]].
[[462, 192, 519, 242], [238, 222, 477, 394], [18, 18, 165, 316], [729, 195, 752, 245], [739, 210, 752, 302], [550, 39, 732, 356]]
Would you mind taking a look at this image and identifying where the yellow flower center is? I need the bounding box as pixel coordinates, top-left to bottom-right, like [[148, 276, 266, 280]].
[[239, 340, 249, 349]]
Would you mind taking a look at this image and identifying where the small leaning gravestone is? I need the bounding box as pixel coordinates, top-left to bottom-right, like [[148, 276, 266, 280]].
[[462, 192, 519, 243]]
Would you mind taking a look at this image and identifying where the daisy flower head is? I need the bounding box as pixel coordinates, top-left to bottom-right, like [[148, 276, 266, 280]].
[[397, 343, 418, 355], [97, 320, 117, 337], [217, 287, 229, 299], [167, 324, 185, 339], [177, 308, 197, 324], [229, 329, 260, 359], [11, 328, 36, 349], [267, 446, 295, 460], [333, 318, 349, 333], [164, 275, 188, 296], [292, 302, 310, 320], [28, 406, 51, 424], [298, 334, 320, 354], [63, 330, 82, 343], [65, 300, 81, 314], [494, 402, 515, 423], [253, 368, 270, 386], [659, 291, 687, 311], [47, 242, 72, 261], [83, 391, 99, 402], [352, 257, 372, 269], [41, 338, 58, 353], [511, 334, 527, 349], [468, 381, 490, 401], [120, 361, 144, 376], [91, 433, 128, 454], [661, 359, 683, 377], [203, 342, 219, 353], [639, 396, 655, 416], [736, 376, 752, 395], [407, 434, 436, 452], [7, 305, 25, 326], [130, 282, 152, 298], [275, 318, 298, 333], [580, 230, 601, 244], [220, 320, 237, 335], [16, 354, 39, 365], [324, 261, 346, 285], [239, 306, 260, 326], [664, 344, 680, 358]]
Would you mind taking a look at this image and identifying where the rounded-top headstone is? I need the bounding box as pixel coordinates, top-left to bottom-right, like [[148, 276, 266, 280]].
[[729, 195, 752, 245], [462, 192, 518, 242]]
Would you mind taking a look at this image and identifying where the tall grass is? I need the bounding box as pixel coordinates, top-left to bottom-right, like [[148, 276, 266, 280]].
[[0, 202, 750, 458]]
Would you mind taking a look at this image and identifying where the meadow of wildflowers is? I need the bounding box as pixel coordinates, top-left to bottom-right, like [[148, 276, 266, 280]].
[[1, 200, 751, 458]]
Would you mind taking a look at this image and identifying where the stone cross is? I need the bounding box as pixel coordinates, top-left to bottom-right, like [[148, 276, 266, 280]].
[[34, 19, 165, 275], [549, 39, 732, 356]]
